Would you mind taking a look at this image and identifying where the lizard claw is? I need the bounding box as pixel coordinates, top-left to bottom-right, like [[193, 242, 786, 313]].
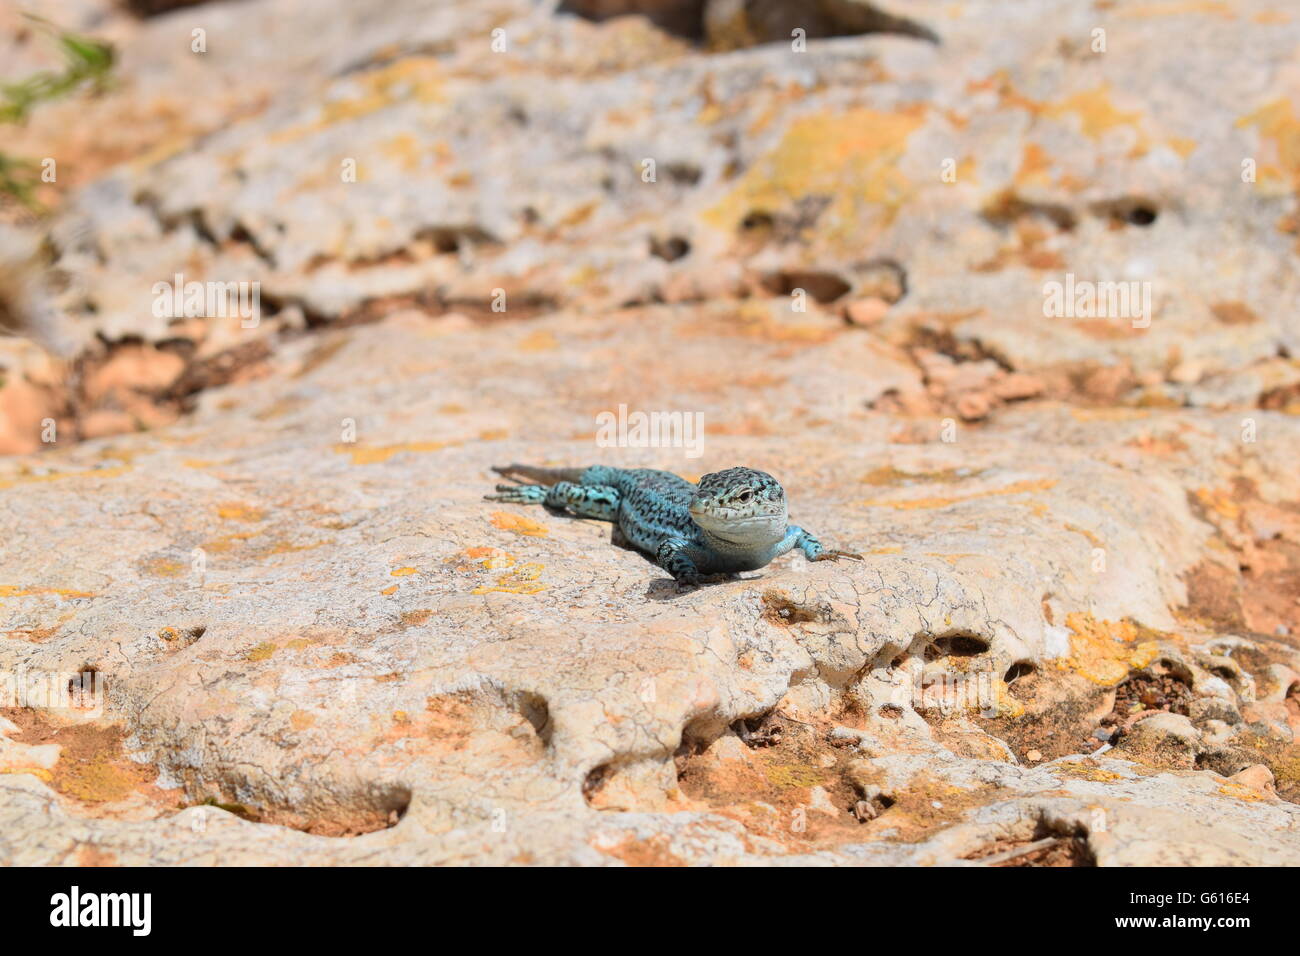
[[484, 484, 543, 503], [811, 550, 864, 562]]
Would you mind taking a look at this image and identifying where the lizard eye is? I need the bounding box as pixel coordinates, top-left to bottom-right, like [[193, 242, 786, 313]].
[[737, 489, 752, 502]]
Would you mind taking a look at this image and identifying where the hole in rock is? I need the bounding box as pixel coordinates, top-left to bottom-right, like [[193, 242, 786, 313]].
[[924, 633, 990, 660], [582, 763, 612, 805], [1003, 661, 1040, 702], [852, 791, 895, 823], [195, 782, 413, 837], [852, 257, 908, 304], [557, 0, 939, 45], [733, 712, 783, 748], [1092, 197, 1159, 227], [1126, 205, 1157, 225], [558, 0, 708, 39], [515, 690, 553, 745], [66, 664, 100, 702], [761, 269, 853, 304], [1195, 750, 1254, 777], [964, 820, 1096, 867], [1099, 663, 1193, 740], [981, 191, 1077, 231], [1004, 661, 1036, 683], [125, 0, 214, 16], [663, 161, 702, 186], [761, 591, 822, 626], [649, 235, 691, 262]]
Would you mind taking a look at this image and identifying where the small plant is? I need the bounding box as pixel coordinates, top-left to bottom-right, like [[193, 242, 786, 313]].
[[0, 15, 114, 210]]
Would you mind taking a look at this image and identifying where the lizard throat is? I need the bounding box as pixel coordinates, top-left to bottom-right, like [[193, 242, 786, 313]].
[[692, 512, 787, 552]]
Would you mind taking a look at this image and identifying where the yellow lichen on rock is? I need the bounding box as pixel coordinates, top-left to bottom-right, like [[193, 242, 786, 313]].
[[472, 559, 546, 596], [335, 441, 451, 465], [1055, 613, 1159, 685], [490, 511, 549, 537], [703, 108, 925, 245]]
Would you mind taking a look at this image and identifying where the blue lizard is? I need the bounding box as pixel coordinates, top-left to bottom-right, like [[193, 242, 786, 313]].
[[485, 464, 861, 586]]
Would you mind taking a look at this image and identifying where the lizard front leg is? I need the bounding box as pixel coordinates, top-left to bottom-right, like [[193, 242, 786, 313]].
[[655, 536, 705, 586], [775, 526, 863, 563]]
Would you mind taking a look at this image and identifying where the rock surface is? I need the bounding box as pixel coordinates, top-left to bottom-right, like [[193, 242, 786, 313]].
[[0, 0, 1298, 865]]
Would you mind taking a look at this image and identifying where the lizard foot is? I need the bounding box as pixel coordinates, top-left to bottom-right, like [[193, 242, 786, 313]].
[[671, 570, 736, 590], [483, 484, 546, 504], [810, 549, 864, 562]]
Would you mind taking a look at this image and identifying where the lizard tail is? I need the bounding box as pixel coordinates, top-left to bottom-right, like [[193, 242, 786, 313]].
[[491, 463, 588, 486]]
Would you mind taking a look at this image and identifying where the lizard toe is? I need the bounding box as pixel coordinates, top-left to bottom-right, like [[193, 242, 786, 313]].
[[811, 550, 864, 562]]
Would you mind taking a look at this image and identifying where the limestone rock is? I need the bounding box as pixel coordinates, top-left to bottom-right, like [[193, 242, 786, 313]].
[[1, 0, 1298, 865]]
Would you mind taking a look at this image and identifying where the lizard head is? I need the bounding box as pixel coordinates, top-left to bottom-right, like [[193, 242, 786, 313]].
[[689, 467, 788, 545]]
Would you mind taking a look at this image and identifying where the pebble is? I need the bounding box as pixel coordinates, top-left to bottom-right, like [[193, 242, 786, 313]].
[[844, 296, 890, 327]]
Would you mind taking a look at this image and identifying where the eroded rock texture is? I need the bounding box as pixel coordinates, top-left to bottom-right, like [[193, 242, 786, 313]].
[[0, 0, 1297, 865]]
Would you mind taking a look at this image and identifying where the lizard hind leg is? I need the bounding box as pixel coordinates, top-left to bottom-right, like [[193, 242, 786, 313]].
[[485, 477, 620, 520], [543, 481, 620, 520]]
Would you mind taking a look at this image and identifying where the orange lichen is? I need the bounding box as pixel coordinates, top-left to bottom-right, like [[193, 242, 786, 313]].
[[1217, 782, 1264, 801], [0, 585, 95, 599], [1193, 487, 1241, 521], [1116, 1, 1235, 18], [143, 558, 185, 577], [472, 560, 546, 596], [217, 503, 265, 522], [0, 465, 130, 489], [400, 609, 433, 627], [518, 330, 558, 353], [1238, 98, 1300, 192], [1053, 761, 1126, 782], [335, 441, 451, 465], [1015, 142, 1054, 187], [1054, 613, 1159, 686], [1043, 86, 1145, 145], [704, 107, 925, 244], [490, 511, 549, 537], [975, 75, 1147, 154], [272, 57, 445, 145], [204, 531, 257, 553]]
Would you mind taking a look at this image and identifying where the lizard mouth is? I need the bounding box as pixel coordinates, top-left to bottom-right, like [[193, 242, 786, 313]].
[[690, 506, 786, 542]]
